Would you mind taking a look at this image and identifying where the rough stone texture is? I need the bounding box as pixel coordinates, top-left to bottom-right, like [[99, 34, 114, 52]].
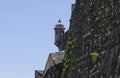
[[35, 70, 43, 78], [41, 51, 64, 78], [61, 0, 120, 78], [55, 31, 68, 51]]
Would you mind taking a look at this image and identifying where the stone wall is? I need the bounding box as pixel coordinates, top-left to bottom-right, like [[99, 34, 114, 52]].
[[35, 70, 43, 78], [55, 31, 68, 51], [39, 52, 64, 78], [61, 0, 120, 78]]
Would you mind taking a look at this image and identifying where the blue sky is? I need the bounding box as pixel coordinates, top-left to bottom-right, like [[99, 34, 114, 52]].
[[0, 0, 74, 78]]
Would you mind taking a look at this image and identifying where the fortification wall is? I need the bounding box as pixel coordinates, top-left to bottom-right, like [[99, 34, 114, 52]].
[[61, 0, 120, 78]]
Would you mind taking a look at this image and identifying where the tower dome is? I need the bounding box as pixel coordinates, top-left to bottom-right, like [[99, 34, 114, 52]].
[[55, 19, 65, 28]]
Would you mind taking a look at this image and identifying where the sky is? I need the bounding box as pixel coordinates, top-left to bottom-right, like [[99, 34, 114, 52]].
[[0, 0, 75, 78]]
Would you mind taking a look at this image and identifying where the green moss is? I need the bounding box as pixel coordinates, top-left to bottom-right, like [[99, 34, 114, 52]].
[[61, 48, 71, 78], [61, 64, 69, 78], [90, 51, 99, 63]]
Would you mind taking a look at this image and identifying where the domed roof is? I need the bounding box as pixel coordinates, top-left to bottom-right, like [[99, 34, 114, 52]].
[[55, 19, 65, 28]]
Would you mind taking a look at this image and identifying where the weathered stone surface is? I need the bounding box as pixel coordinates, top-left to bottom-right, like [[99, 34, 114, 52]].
[[42, 51, 64, 78], [35, 70, 43, 78], [61, 0, 120, 78]]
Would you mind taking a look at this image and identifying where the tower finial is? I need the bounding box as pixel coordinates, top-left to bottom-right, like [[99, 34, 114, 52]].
[[58, 19, 61, 23]]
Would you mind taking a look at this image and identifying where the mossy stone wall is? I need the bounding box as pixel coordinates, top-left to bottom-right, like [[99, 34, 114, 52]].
[[61, 0, 120, 78]]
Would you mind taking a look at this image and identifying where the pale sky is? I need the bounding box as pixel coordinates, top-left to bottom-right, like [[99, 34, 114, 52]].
[[0, 0, 74, 78]]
